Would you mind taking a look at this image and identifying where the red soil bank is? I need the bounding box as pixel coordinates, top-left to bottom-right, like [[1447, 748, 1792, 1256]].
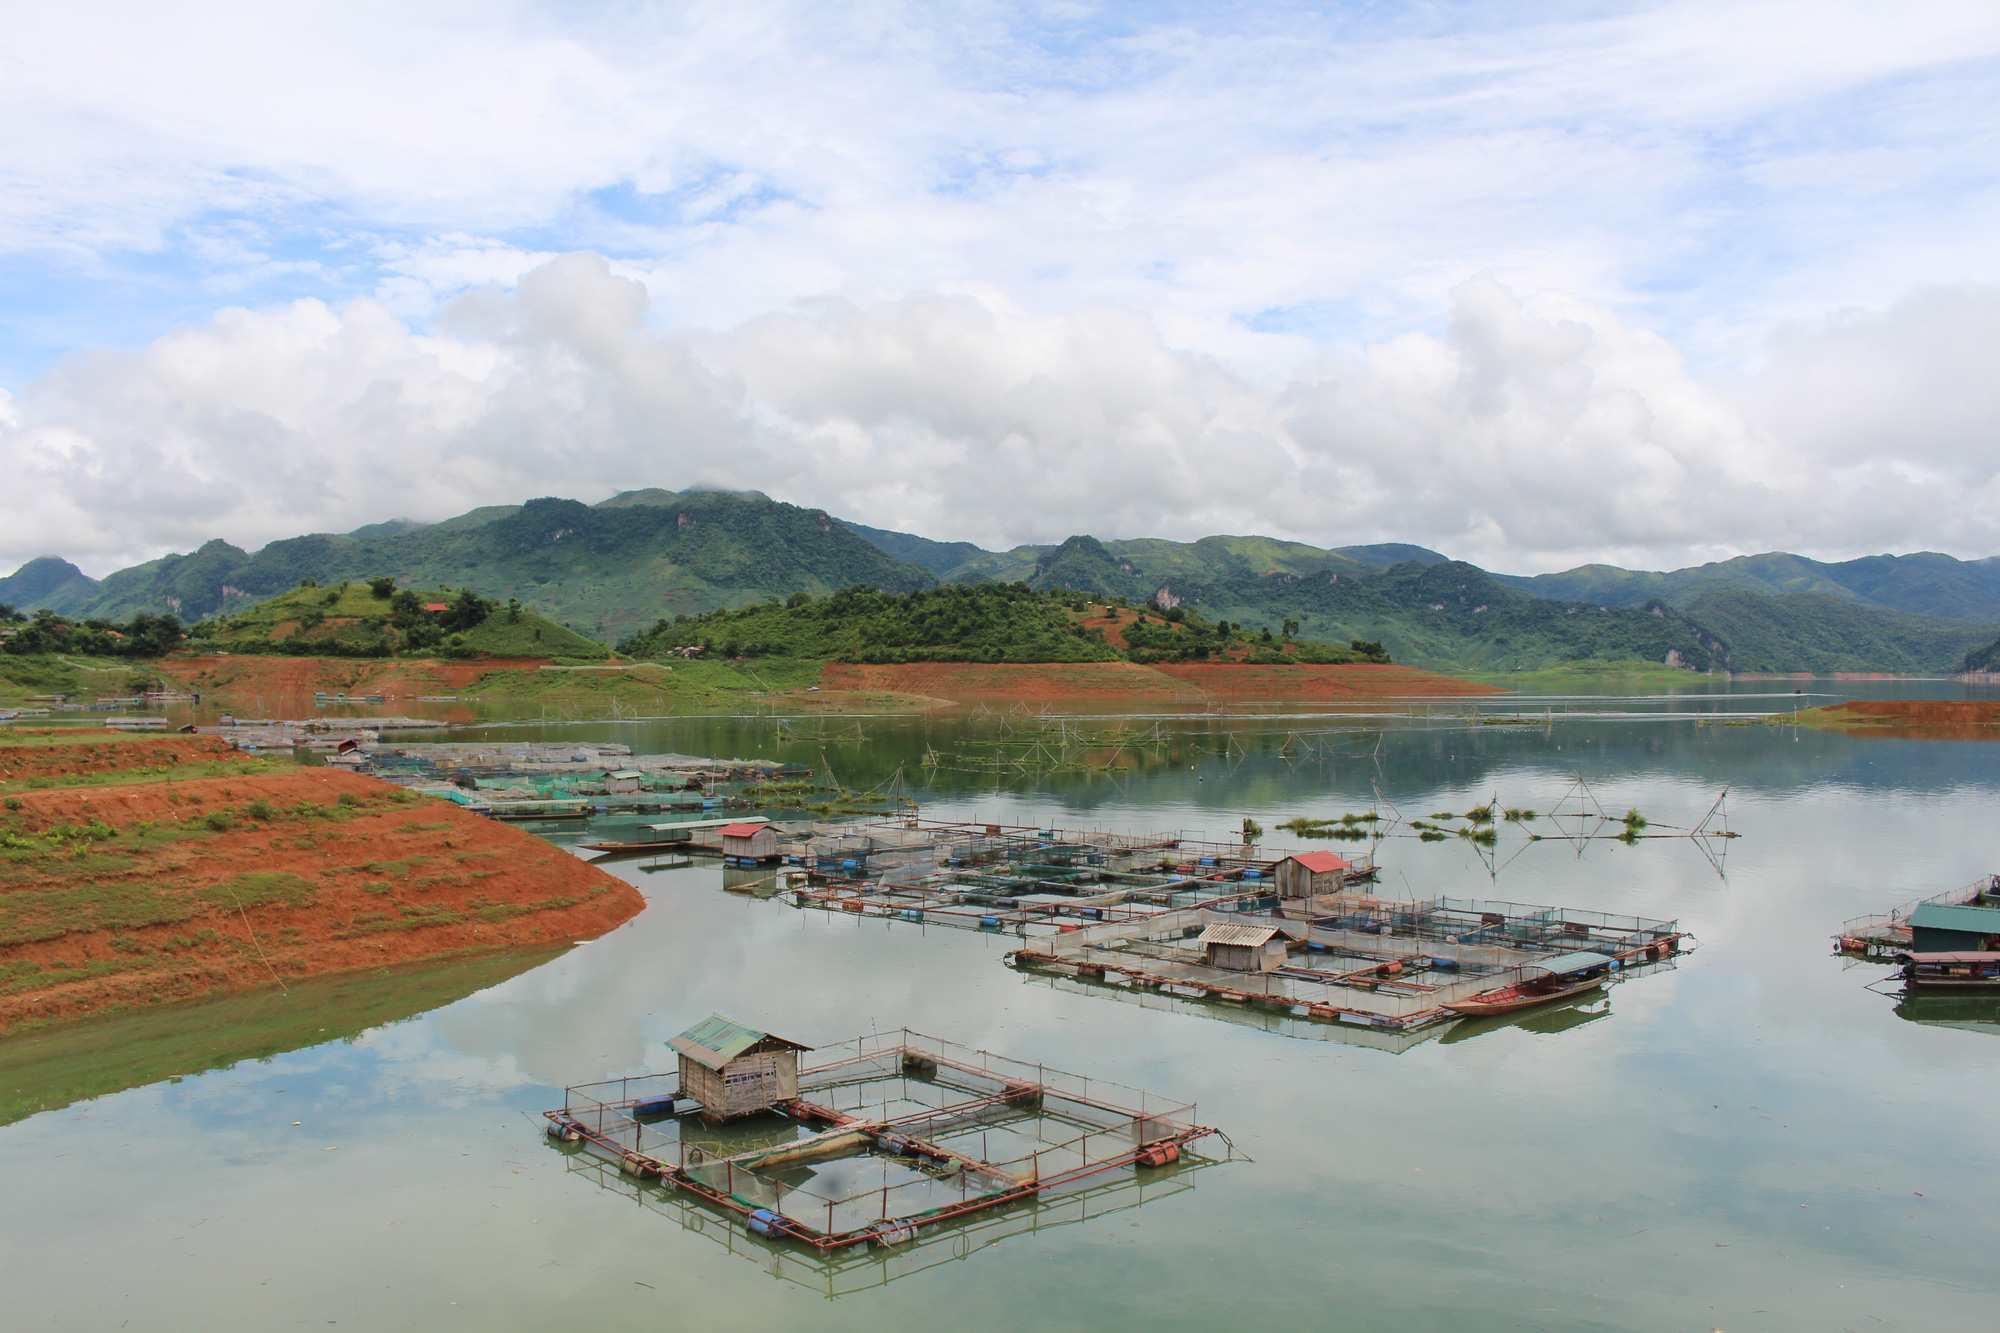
[[1150, 661, 1504, 699], [156, 655, 555, 699], [0, 733, 255, 782], [1805, 700, 2000, 740], [0, 769, 643, 1031], [817, 660, 1500, 703]]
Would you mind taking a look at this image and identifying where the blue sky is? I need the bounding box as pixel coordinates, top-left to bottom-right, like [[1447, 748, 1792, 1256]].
[[2, 1, 1996, 572]]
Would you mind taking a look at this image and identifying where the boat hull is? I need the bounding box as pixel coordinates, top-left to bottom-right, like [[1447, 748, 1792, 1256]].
[[1445, 976, 1605, 1017]]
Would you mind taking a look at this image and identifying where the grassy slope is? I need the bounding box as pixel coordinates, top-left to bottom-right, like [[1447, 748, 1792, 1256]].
[[0, 656, 174, 707]]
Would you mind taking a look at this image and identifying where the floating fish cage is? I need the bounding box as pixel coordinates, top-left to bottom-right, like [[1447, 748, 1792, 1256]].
[[554, 1130, 1216, 1297], [1007, 897, 1687, 1031], [784, 817, 1366, 936], [543, 1028, 1215, 1252]]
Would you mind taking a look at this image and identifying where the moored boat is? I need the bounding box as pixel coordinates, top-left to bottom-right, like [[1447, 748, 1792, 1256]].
[[1899, 951, 2000, 991], [1444, 951, 1615, 1017]]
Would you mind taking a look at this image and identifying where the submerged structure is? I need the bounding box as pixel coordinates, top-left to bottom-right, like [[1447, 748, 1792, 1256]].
[[545, 1025, 1216, 1252]]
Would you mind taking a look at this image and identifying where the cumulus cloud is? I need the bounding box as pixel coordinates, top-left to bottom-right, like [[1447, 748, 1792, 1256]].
[[2, 253, 1994, 576]]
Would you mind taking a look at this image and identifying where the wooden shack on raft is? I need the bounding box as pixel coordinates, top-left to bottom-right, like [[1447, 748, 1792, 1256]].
[[1274, 850, 1350, 899], [668, 1014, 812, 1120], [719, 820, 780, 863], [1197, 923, 1288, 973]]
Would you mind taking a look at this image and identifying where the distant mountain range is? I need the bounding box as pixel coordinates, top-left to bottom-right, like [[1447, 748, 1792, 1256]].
[[4, 488, 1996, 674]]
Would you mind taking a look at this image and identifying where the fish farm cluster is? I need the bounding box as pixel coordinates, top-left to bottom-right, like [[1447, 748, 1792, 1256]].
[[774, 816, 1685, 1031]]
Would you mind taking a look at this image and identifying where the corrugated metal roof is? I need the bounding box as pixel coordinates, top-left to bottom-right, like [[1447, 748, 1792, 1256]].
[[642, 817, 766, 832], [606, 769, 644, 779], [1528, 950, 1614, 974], [1197, 923, 1281, 948], [1285, 851, 1350, 874], [718, 822, 770, 838], [667, 1013, 810, 1070], [1910, 902, 2000, 934]]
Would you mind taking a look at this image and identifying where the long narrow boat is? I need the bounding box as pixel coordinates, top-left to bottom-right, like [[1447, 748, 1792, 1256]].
[[1445, 951, 1615, 1017], [1899, 951, 2000, 991]]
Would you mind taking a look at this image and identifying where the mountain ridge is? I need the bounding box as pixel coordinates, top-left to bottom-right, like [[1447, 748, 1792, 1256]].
[[7, 496, 1998, 674]]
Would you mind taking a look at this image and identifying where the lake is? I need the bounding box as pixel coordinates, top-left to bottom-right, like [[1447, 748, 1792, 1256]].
[[5, 681, 1998, 1331]]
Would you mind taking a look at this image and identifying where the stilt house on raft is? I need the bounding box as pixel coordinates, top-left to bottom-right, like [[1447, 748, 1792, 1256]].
[[669, 1014, 812, 1120], [1274, 850, 1351, 900]]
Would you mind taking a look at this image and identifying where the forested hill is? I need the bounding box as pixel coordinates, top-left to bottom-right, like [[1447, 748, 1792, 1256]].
[[3, 492, 933, 640], [190, 582, 609, 660], [1678, 592, 1995, 675], [1492, 550, 2000, 623], [0, 557, 100, 616], [615, 584, 1389, 666]]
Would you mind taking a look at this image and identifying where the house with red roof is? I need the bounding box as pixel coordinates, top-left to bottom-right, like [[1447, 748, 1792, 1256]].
[[1274, 849, 1351, 899], [719, 820, 779, 863]]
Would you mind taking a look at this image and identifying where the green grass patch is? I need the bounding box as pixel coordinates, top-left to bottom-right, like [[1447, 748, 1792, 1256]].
[[197, 872, 316, 910], [0, 881, 201, 945]]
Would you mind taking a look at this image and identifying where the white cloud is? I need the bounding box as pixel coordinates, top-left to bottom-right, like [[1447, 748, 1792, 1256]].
[[3, 2, 1996, 365], [3, 253, 1994, 576]]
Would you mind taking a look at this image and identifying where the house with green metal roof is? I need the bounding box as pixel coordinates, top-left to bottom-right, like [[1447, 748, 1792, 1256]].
[[1910, 902, 2000, 953], [668, 1014, 812, 1120]]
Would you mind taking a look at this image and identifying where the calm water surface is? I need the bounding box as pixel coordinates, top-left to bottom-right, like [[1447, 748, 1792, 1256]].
[[5, 683, 1999, 1331]]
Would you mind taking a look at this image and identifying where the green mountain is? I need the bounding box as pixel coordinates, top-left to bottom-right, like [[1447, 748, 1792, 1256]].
[[12, 494, 1998, 675], [1496, 551, 2000, 623], [1145, 559, 1728, 673], [0, 557, 99, 615], [1676, 591, 1993, 674], [14, 491, 933, 640]]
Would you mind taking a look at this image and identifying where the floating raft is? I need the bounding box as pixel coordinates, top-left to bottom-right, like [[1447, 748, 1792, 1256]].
[[543, 1028, 1216, 1252]]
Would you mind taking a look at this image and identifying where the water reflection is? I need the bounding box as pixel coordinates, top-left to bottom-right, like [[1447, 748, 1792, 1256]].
[[0, 945, 565, 1126], [552, 1140, 1220, 1298], [1894, 994, 2000, 1037]]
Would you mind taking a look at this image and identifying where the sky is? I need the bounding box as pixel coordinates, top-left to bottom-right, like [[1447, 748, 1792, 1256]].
[[1, 0, 1996, 578]]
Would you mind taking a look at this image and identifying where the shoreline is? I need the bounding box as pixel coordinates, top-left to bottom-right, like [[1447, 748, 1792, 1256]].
[[0, 746, 644, 1035]]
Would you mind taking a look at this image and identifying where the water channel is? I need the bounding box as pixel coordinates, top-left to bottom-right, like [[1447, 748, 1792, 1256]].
[[5, 679, 1999, 1330]]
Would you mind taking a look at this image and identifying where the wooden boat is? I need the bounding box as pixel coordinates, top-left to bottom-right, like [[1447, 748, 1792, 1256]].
[[1899, 951, 2000, 991], [1444, 951, 1615, 1017]]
